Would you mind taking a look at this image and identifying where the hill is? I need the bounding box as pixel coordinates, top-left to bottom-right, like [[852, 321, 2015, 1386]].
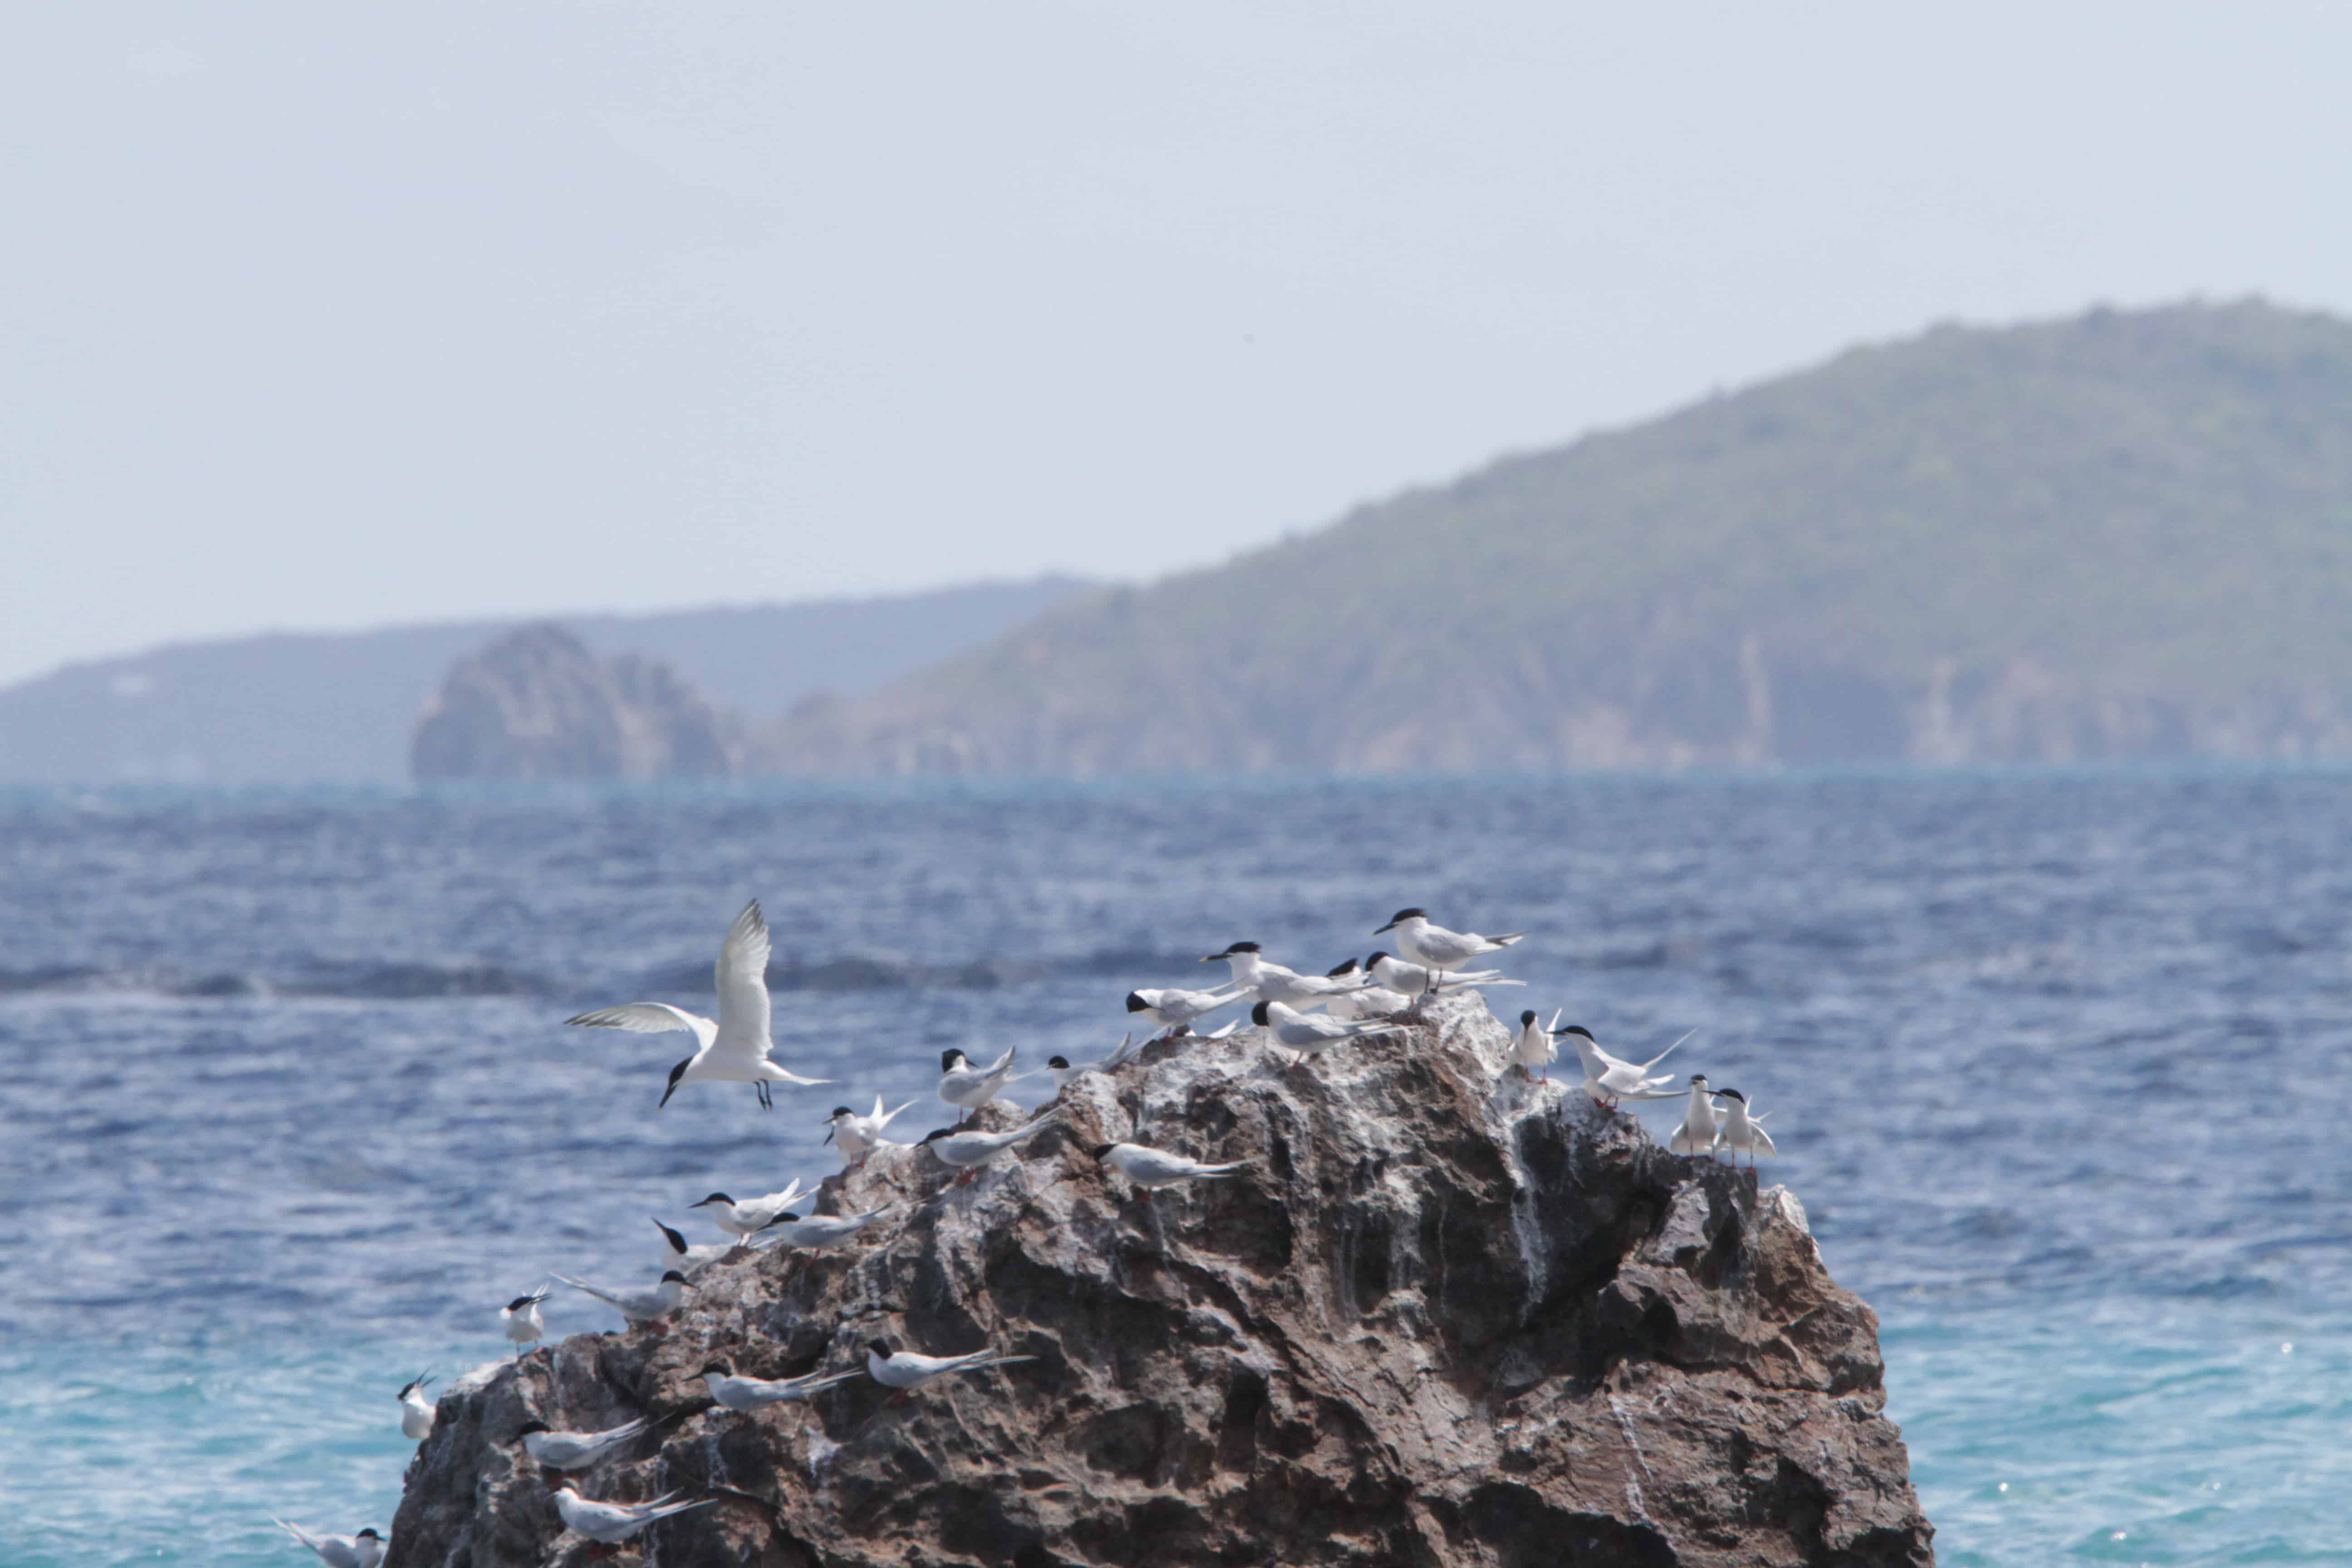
[[0, 578, 1089, 784], [763, 301, 2352, 773]]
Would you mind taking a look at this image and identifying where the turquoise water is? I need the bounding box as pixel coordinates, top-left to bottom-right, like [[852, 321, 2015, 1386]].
[[4, 774, 2350, 1563]]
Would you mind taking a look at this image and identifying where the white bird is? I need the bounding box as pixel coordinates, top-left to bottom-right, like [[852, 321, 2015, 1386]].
[[687, 1182, 808, 1239], [550, 1483, 710, 1544], [1669, 1074, 1723, 1155], [1364, 950, 1521, 996], [1125, 982, 1247, 1034], [565, 900, 830, 1110], [271, 1520, 383, 1568], [1250, 998, 1406, 1059], [1555, 1024, 1690, 1106], [396, 1373, 436, 1441], [1090, 1141, 1250, 1190], [651, 1217, 736, 1275], [1715, 1088, 1776, 1165], [500, 1288, 549, 1356], [764, 1205, 896, 1250], [1510, 1009, 1559, 1081], [1323, 960, 1414, 1022], [699, 1359, 862, 1412], [823, 1096, 917, 1166], [1372, 909, 1526, 980], [938, 1045, 1018, 1121], [1038, 1033, 1141, 1093], [1200, 943, 1371, 1010], [918, 1111, 1064, 1183], [864, 1339, 1037, 1396], [514, 1416, 651, 1471], [554, 1270, 688, 1328]]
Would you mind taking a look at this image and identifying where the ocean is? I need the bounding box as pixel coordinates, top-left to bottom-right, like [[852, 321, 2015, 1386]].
[[1, 772, 2347, 1565]]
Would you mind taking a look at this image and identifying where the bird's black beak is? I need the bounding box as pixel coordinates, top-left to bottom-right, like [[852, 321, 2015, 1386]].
[[1373, 919, 1397, 934], [822, 1124, 836, 1144]]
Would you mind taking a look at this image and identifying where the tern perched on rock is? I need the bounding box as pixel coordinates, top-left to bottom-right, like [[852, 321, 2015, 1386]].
[[1510, 1009, 1559, 1081], [651, 1217, 739, 1276], [1091, 1142, 1250, 1190], [1324, 960, 1413, 1021], [1365, 950, 1522, 996], [764, 1205, 896, 1250], [1250, 998, 1406, 1060], [919, 1111, 1063, 1183], [566, 901, 829, 1110], [1038, 1033, 1141, 1093], [550, 1483, 710, 1545], [1125, 982, 1247, 1035], [514, 1417, 652, 1471], [937, 1046, 1018, 1122], [500, 1288, 549, 1356], [687, 1183, 808, 1239], [699, 1359, 862, 1412], [554, 1270, 688, 1329], [865, 1339, 1037, 1398], [1372, 909, 1526, 980], [1669, 1075, 1723, 1155], [824, 1096, 916, 1166], [396, 1374, 436, 1441], [272, 1521, 383, 1568], [1556, 1024, 1689, 1107], [1201, 942, 1372, 1010], [1714, 1088, 1776, 1164]]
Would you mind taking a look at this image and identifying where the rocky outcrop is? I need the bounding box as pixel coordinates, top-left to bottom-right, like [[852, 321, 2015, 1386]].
[[388, 995, 1934, 1567], [410, 625, 744, 780]]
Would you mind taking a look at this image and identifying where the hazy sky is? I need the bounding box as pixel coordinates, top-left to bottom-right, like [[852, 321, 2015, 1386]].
[[5, 3, 2350, 684]]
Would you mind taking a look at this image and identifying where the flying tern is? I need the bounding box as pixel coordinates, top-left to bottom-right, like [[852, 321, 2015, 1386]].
[[1201, 943, 1372, 1010], [1555, 1024, 1690, 1106], [1669, 1075, 1723, 1155], [865, 1339, 1037, 1397], [938, 1046, 1018, 1122], [514, 1416, 651, 1471], [919, 1111, 1063, 1183], [1250, 998, 1405, 1060], [699, 1359, 862, 1412], [565, 900, 830, 1110], [554, 1270, 688, 1328], [764, 1205, 896, 1250], [687, 1183, 808, 1239], [500, 1288, 549, 1356], [1364, 951, 1521, 996], [824, 1096, 916, 1166], [270, 1521, 383, 1568], [550, 1483, 710, 1544], [1714, 1088, 1776, 1165], [1510, 1009, 1559, 1081], [396, 1374, 436, 1441], [1125, 982, 1246, 1035], [1091, 1142, 1250, 1190], [1372, 909, 1526, 979]]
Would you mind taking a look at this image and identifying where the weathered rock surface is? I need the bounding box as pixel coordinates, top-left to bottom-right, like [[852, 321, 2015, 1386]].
[[410, 624, 743, 780], [389, 996, 1934, 1567]]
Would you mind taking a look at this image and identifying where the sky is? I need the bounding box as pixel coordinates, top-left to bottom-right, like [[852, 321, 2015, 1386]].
[[5, 2, 2351, 686]]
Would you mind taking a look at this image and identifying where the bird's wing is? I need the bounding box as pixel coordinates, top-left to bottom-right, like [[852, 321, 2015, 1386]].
[[273, 1520, 326, 1551], [1197, 1019, 1240, 1040], [1751, 1123, 1777, 1152], [713, 900, 773, 1050], [1189, 1160, 1249, 1177], [983, 1045, 1018, 1074], [567, 1002, 716, 1049], [552, 1274, 622, 1308]]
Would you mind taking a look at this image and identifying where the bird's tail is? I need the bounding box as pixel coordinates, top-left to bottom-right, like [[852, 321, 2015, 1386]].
[[1750, 1125, 1778, 1155], [875, 1098, 919, 1129], [552, 1274, 619, 1307], [1637, 1027, 1698, 1070], [1191, 1161, 1251, 1178], [272, 1519, 322, 1550], [954, 1353, 1040, 1374], [1489, 931, 1529, 947]]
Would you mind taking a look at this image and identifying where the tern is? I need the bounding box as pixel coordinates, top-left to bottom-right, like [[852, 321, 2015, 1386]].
[[938, 1046, 1018, 1122], [1125, 982, 1247, 1035], [565, 900, 830, 1110], [1323, 961, 1413, 1022], [1250, 998, 1405, 1060], [1091, 1142, 1250, 1190], [500, 1288, 549, 1356], [699, 1359, 862, 1412], [1365, 951, 1520, 996], [1037, 1033, 1140, 1093], [514, 1416, 652, 1471], [687, 1183, 808, 1239], [919, 1111, 1063, 1183], [396, 1373, 436, 1441], [1714, 1088, 1776, 1165], [824, 1096, 917, 1166], [550, 1483, 710, 1545], [865, 1339, 1037, 1398], [1555, 1024, 1690, 1106], [1510, 1009, 1559, 1081], [1669, 1075, 1722, 1155], [652, 1217, 737, 1275], [1372, 909, 1527, 976], [764, 1205, 896, 1250], [1201, 943, 1371, 1010], [554, 1270, 688, 1328], [271, 1521, 383, 1568]]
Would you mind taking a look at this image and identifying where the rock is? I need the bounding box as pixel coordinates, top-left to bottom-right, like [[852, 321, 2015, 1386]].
[[410, 624, 744, 780], [387, 995, 1935, 1567]]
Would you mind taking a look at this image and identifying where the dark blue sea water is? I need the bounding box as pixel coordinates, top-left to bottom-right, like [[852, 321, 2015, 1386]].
[[3, 774, 2349, 1566]]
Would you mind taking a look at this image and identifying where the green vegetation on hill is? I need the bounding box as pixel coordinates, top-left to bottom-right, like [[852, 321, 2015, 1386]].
[[766, 300, 2352, 773]]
